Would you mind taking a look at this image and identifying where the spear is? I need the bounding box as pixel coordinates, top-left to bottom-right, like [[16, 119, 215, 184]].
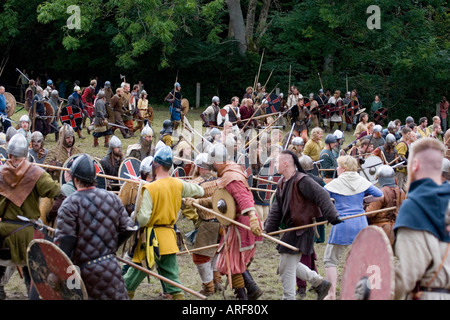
[[267, 207, 397, 236]]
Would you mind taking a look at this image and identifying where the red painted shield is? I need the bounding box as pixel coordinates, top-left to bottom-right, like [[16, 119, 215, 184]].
[[341, 226, 395, 300], [237, 154, 252, 178], [335, 100, 345, 117], [27, 239, 88, 300], [60, 105, 83, 129], [264, 93, 281, 114], [256, 157, 282, 204], [373, 107, 388, 122], [171, 167, 186, 178], [119, 157, 141, 184], [320, 103, 336, 119], [345, 100, 360, 117], [60, 154, 106, 189]]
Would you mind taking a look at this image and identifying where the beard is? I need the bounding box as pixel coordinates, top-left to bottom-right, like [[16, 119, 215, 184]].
[[113, 149, 123, 158]]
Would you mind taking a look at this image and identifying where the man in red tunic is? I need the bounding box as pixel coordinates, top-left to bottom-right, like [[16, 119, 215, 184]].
[[207, 143, 263, 300]]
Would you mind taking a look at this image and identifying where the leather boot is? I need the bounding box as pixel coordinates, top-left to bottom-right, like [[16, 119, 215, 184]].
[[213, 271, 223, 292], [93, 137, 99, 147], [172, 292, 185, 300], [55, 131, 59, 143], [104, 136, 110, 148], [77, 129, 85, 139], [127, 290, 135, 300], [314, 279, 332, 300], [233, 287, 248, 300], [199, 280, 215, 296], [242, 270, 263, 300]]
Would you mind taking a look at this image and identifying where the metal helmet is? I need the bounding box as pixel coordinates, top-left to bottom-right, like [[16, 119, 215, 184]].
[[387, 121, 396, 130], [70, 154, 96, 183], [47, 79, 53, 86], [96, 90, 106, 99], [140, 156, 154, 175], [291, 137, 304, 146], [31, 131, 44, 143], [6, 127, 17, 143], [141, 124, 154, 138], [212, 96, 220, 103], [0, 132, 6, 145], [279, 93, 284, 99], [376, 165, 396, 187], [109, 135, 122, 149], [59, 124, 75, 138], [385, 133, 396, 145], [298, 94, 304, 100], [104, 81, 111, 88], [51, 90, 59, 98], [299, 155, 314, 171], [154, 140, 166, 155], [194, 153, 210, 170], [141, 90, 147, 96], [207, 143, 228, 165], [209, 128, 221, 137], [174, 82, 181, 88], [160, 120, 173, 135], [6, 133, 28, 158], [154, 145, 173, 169], [333, 130, 344, 140], [325, 134, 337, 144], [374, 125, 383, 133], [19, 114, 30, 123], [405, 116, 414, 124]]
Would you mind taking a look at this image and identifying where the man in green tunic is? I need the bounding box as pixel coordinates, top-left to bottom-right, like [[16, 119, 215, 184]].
[[0, 134, 60, 299]]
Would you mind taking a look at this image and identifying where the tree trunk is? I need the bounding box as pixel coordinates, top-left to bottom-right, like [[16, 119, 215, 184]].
[[226, 0, 247, 56], [255, 0, 271, 36], [246, 0, 257, 51]]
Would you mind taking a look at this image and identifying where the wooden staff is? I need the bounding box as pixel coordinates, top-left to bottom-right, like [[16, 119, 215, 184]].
[[180, 133, 202, 155], [192, 202, 299, 252], [387, 157, 400, 166], [176, 244, 220, 256], [34, 163, 141, 185], [232, 112, 279, 124], [263, 69, 274, 89], [254, 48, 265, 91], [115, 256, 207, 300], [288, 64, 291, 94], [253, 176, 278, 185], [249, 187, 276, 193], [173, 156, 194, 164], [268, 206, 397, 236]]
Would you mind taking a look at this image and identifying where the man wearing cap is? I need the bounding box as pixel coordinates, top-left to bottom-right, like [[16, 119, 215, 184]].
[[47, 90, 61, 142], [31, 86, 51, 137], [290, 96, 310, 142], [55, 153, 137, 300], [365, 165, 406, 245], [126, 124, 154, 161], [17, 115, 31, 145], [287, 137, 304, 158], [206, 143, 263, 300], [365, 124, 386, 149], [164, 82, 183, 133], [67, 86, 86, 139], [0, 134, 60, 299], [110, 87, 131, 139], [319, 134, 338, 179], [42, 79, 54, 100], [124, 146, 204, 300], [92, 90, 113, 148], [372, 133, 399, 165], [81, 79, 97, 129]]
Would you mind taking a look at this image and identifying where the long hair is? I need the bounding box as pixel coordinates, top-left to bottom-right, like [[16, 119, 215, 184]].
[[281, 150, 306, 174]]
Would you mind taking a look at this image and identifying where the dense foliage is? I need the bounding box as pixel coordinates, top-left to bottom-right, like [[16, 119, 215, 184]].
[[0, 0, 448, 121]]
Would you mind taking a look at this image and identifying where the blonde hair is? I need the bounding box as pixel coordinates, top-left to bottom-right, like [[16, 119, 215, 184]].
[[310, 127, 323, 141], [337, 155, 358, 172]]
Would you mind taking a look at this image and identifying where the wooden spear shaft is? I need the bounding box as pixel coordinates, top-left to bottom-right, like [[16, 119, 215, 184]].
[[268, 206, 397, 236], [115, 256, 207, 300], [176, 244, 220, 256], [192, 202, 299, 252]]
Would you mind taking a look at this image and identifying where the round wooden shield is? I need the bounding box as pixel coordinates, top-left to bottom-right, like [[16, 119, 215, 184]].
[[320, 103, 336, 119], [373, 107, 388, 122], [119, 157, 141, 184], [4, 92, 16, 117], [264, 93, 281, 114], [303, 97, 311, 108], [256, 157, 282, 204], [359, 155, 384, 184], [27, 239, 88, 300], [60, 105, 83, 129], [236, 154, 252, 179], [340, 226, 395, 300], [0, 146, 7, 165], [212, 188, 236, 226], [217, 106, 230, 126], [44, 101, 55, 124], [60, 154, 107, 189], [118, 180, 139, 208], [335, 100, 345, 117], [345, 100, 360, 117], [171, 166, 186, 178], [181, 98, 189, 116]]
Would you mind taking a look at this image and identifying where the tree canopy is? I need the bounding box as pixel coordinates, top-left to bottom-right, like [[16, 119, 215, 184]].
[[0, 0, 448, 121]]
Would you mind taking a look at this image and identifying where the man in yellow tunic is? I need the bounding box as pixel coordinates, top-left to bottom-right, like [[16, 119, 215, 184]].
[[124, 146, 204, 300]]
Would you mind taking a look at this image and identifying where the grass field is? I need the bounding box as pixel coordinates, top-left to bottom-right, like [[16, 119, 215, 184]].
[[3, 102, 358, 300]]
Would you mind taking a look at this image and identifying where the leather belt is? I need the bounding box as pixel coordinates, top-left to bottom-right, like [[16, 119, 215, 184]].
[[80, 254, 115, 269]]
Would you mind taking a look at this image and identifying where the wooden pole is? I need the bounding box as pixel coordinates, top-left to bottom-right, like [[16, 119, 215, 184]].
[[253, 176, 278, 185], [115, 256, 207, 300], [192, 202, 299, 252], [268, 206, 397, 236], [176, 244, 220, 256]]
